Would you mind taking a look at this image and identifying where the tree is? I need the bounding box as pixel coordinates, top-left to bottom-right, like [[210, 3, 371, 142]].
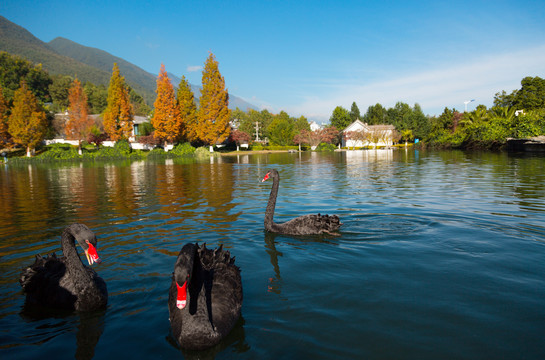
[[401, 129, 414, 146], [229, 129, 251, 151], [329, 106, 352, 130], [295, 126, 339, 150], [344, 130, 368, 150], [129, 87, 151, 116], [65, 78, 92, 154], [0, 52, 52, 104], [85, 83, 108, 114], [151, 64, 183, 148], [49, 75, 73, 112], [196, 53, 231, 150], [363, 103, 387, 125], [493, 76, 545, 111], [8, 81, 47, 156], [177, 75, 198, 143], [350, 102, 361, 122], [267, 111, 295, 146], [0, 87, 9, 147], [103, 63, 134, 141]]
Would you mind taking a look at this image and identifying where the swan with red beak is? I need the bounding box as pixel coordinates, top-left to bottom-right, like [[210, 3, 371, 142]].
[[168, 243, 242, 350]]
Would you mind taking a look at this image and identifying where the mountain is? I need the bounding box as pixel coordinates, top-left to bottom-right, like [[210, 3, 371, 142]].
[[48, 37, 157, 105], [0, 15, 258, 111], [0, 15, 111, 86]]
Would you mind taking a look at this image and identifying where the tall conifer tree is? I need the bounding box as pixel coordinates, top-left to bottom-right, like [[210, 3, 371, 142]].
[[103, 63, 134, 141], [65, 78, 92, 154], [197, 53, 231, 150], [8, 81, 47, 157], [151, 64, 182, 147], [177, 75, 197, 143], [0, 87, 9, 147]]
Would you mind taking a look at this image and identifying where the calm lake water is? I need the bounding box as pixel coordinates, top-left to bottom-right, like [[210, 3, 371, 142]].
[[0, 149, 544, 359]]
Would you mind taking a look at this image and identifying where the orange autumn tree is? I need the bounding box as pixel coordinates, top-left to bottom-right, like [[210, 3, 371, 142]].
[[177, 75, 198, 143], [103, 63, 134, 141], [0, 87, 9, 147], [65, 78, 93, 154], [196, 53, 231, 151], [151, 64, 183, 148], [8, 81, 47, 157]]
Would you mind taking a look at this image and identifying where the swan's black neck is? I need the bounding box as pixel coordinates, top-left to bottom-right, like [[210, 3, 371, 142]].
[[61, 227, 91, 285], [265, 173, 279, 231]]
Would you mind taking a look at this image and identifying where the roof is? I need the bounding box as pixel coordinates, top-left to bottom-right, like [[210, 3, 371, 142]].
[[343, 120, 395, 132]]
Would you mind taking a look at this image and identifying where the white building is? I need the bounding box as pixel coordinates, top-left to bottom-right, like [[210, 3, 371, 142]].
[[342, 120, 396, 148], [309, 121, 322, 131]]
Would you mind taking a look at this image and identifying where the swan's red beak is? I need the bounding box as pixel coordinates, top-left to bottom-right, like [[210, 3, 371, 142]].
[[262, 173, 270, 182], [85, 242, 101, 265], [176, 281, 188, 309]]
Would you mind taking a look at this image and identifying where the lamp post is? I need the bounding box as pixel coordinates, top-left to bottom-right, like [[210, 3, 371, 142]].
[[464, 99, 475, 112]]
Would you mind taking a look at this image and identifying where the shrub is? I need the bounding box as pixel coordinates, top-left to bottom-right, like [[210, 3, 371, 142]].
[[171, 142, 196, 156], [195, 147, 211, 157], [315, 143, 336, 152], [114, 139, 132, 155]]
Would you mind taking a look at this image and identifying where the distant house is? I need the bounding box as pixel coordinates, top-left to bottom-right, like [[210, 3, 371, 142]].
[[130, 116, 150, 139], [309, 121, 322, 131], [342, 120, 396, 148], [48, 113, 153, 148]]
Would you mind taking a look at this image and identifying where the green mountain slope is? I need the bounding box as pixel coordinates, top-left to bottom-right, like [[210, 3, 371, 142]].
[[0, 15, 258, 111], [48, 37, 156, 105], [0, 15, 111, 86]]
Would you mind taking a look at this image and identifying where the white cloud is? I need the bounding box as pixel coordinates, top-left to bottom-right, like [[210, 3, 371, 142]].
[[286, 44, 545, 121], [187, 65, 202, 72]]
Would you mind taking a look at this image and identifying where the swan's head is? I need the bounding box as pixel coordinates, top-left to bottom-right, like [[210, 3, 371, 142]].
[[174, 243, 198, 310], [262, 169, 278, 182], [69, 224, 101, 266]]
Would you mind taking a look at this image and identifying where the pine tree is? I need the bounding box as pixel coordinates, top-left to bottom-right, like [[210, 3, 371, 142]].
[[0, 87, 10, 147], [350, 102, 361, 122], [103, 63, 134, 141], [151, 64, 182, 148], [8, 81, 47, 156], [177, 75, 198, 143], [65, 78, 93, 154], [197, 53, 231, 150]]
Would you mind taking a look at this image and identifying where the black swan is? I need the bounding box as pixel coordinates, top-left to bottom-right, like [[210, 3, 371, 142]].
[[169, 243, 242, 350], [262, 169, 342, 235], [19, 224, 108, 311]]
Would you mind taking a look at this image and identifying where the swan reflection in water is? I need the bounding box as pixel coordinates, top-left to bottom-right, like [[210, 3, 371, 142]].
[[19, 306, 106, 360], [264, 232, 338, 296]]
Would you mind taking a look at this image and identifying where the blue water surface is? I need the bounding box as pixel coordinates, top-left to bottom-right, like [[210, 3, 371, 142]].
[[0, 149, 544, 359]]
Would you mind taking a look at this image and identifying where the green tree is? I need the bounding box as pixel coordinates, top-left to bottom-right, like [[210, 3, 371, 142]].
[[177, 75, 198, 143], [387, 102, 412, 131], [103, 63, 134, 141], [408, 103, 429, 140], [267, 111, 295, 146], [294, 115, 310, 133], [8, 81, 47, 156], [129, 87, 152, 116], [49, 74, 73, 112], [0, 51, 52, 104], [329, 106, 352, 130], [363, 103, 387, 125], [196, 53, 231, 150], [84, 83, 108, 114], [493, 76, 545, 111], [349, 102, 361, 122]]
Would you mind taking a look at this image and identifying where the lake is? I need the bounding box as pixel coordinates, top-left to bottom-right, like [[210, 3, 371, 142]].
[[1, 149, 544, 359]]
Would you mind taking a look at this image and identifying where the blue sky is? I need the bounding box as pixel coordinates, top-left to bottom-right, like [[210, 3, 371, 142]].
[[2, 0, 545, 123]]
